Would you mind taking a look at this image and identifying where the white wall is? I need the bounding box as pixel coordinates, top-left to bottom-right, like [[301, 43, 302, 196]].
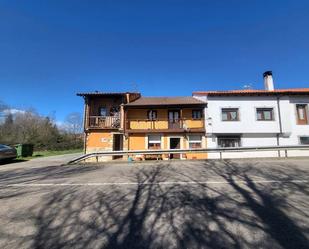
[[196, 94, 309, 144], [280, 96, 309, 145], [194, 94, 309, 158], [206, 133, 278, 149], [205, 96, 283, 134]]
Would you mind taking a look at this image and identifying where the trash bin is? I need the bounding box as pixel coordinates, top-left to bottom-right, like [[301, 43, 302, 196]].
[[15, 144, 34, 157]]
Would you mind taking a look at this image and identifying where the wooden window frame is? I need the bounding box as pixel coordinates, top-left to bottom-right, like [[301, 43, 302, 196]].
[[296, 104, 308, 125], [99, 106, 107, 117], [221, 108, 239, 121], [147, 110, 157, 121], [192, 109, 203, 120], [256, 108, 274, 121]]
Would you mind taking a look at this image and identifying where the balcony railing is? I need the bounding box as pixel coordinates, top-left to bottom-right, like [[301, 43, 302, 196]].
[[88, 116, 120, 129], [126, 118, 204, 130]]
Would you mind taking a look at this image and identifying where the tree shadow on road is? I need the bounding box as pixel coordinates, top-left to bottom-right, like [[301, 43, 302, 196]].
[[3, 160, 309, 249]]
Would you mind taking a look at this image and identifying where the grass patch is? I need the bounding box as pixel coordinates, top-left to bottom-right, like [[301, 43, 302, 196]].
[[17, 149, 83, 160]]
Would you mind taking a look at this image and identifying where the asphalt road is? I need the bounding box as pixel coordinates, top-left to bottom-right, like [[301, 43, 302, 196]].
[[0, 157, 308, 249]]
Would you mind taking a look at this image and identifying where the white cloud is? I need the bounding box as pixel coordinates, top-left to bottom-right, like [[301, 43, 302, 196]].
[[3, 108, 26, 115]]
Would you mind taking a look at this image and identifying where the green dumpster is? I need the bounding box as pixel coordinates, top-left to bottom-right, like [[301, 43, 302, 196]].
[[15, 144, 34, 157]]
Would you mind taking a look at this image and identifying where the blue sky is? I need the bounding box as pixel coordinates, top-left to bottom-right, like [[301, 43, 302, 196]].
[[1, 0, 309, 122]]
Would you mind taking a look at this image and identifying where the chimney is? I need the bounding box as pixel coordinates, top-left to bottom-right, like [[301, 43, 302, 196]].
[[263, 71, 274, 91]]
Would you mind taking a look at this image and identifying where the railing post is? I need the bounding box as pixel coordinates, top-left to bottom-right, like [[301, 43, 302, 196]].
[[220, 151, 222, 160], [285, 149, 288, 158]]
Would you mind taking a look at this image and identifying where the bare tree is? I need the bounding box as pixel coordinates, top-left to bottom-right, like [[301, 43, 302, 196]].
[[64, 112, 83, 134]]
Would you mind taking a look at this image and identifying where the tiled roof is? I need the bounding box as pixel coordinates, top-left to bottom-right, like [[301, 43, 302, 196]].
[[124, 97, 206, 106], [77, 92, 140, 96], [193, 88, 309, 96]]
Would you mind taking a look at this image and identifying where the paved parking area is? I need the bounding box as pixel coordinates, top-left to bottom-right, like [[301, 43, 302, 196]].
[[0, 158, 308, 249]]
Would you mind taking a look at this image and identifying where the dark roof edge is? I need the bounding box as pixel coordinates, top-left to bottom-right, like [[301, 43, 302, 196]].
[[124, 103, 206, 108], [76, 92, 140, 97]]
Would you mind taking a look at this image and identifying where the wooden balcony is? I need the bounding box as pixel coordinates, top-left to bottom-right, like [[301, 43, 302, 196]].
[[125, 118, 205, 133], [87, 116, 120, 129]]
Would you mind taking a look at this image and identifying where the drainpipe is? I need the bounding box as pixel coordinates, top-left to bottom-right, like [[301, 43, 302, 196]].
[[276, 96, 283, 156], [83, 96, 88, 154]]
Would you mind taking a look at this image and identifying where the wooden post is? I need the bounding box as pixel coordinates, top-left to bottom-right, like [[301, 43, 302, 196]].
[[120, 104, 124, 130]]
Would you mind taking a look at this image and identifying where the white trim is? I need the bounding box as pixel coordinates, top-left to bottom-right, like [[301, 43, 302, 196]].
[[188, 134, 203, 149], [146, 134, 163, 149], [145, 136, 148, 149], [168, 135, 184, 159], [161, 135, 164, 149]]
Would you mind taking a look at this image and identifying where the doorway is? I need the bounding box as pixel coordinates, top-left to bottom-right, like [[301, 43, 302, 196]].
[[169, 137, 181, 159], [113, 134, 123, 159], [168, 110, 181, 129]]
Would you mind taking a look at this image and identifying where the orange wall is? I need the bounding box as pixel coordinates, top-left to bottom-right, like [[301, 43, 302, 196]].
[[85, 131, 207, 160], [128, 134, 146, 150], [182, 134, 207, 159], [86, 132, 113, 152]]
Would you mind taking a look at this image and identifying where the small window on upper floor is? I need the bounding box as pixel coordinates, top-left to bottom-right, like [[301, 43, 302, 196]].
[[99, 107, 107, 117], [192, 110, 202, 119], [296, 104, 308, 125], [300, 136, 309, 145], [147, 110, 157, 120], [222, 108, 239, 121], [256, 108, 274, 121]]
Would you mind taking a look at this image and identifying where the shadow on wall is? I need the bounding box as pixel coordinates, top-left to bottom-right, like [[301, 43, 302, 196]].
[[5, 161, 309, 249]]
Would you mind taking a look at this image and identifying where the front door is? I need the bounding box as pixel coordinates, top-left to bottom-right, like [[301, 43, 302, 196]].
[[113, 134, 123, 159], [170, 137, 180, 159], [168, 110, 181, 129]]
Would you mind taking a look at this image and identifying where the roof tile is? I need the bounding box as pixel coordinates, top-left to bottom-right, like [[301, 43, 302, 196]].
[[193, 88, 309, 96], [125, 97, 205, 106]]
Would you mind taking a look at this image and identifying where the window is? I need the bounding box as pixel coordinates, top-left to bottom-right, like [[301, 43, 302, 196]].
[[256, 108, 274, 121], [188, 135, 202, 148], [300, 136, 309, 145], [192, 110, 202, 119], [222, 108, 239, 121], [296, 104, 308, 125], [217, 136, 241, 147], [147, 110, 157, 120], [99, 107, 107, 117], [148, 135, 161, 149]]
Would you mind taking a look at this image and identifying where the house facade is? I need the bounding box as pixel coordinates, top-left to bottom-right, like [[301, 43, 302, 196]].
[[77, 93, 207, 161], [78, 71, 309, 161], [77, 92, 141, 161], [124, 97, 207, 160], [193, 71, 309, 158]]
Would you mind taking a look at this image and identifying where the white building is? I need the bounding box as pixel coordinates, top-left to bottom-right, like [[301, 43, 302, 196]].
[[193, 71, 309, 158]]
